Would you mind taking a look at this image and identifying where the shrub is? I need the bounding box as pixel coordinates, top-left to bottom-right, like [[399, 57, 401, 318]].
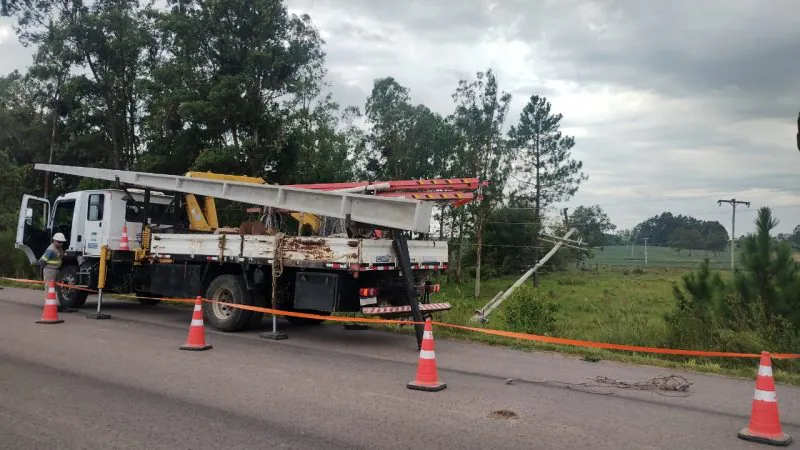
[[0, 231, 36, 278], [499, 285, 560, 335]]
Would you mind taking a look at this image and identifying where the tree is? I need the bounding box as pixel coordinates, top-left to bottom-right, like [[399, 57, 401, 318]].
[[358, 77, 457, 181], [478, 200, 540, 276], [569, 205, 616, 247], [669, 227, 704, 255], [508, 95, 587, 285], [450, 69, 512, 296], [141, 0, 328, 179], [703, 224, 729, 256], [734, 207, 800, 326], [632, 212, 729, 252], [0, 149, 28, 230], [508, 95, 587, 216]]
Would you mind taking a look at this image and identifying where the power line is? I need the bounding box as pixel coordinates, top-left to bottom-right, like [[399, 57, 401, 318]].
[[503, 186, 800, 212], [482, 202, 800, 228]]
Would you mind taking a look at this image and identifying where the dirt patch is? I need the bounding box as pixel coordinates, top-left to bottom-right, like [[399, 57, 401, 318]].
[[488, 409, 518, 420]]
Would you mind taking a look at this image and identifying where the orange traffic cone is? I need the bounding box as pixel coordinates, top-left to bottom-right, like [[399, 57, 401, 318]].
[[407, 318, 446, 391], [36, 281, 64, 324], [180, 296, 212, 351], [119, 224, 130, 251], [738, 352, 792, 446]]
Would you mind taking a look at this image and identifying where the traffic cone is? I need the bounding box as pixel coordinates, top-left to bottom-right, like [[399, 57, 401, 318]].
[[36, 281, 64, 324], [407, 318, 446, 391], [180, 296, 212, 351], [738, 352, 792, 446], [119, 225, 130, 251]]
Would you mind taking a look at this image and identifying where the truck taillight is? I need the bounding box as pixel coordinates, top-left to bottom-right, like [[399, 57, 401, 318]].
[[359, 288, 378, 297]]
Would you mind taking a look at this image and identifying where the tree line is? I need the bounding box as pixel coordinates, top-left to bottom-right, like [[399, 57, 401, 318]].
[[0, 0, 588, 295], [623, 212, 730, 255]]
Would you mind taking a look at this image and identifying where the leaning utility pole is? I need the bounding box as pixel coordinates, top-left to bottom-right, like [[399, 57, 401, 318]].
[[717, 198, 750, 271]]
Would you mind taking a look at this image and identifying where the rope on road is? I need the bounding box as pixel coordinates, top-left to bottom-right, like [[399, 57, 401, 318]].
[[504, 375, 693, 397], [589, 375, 693, 397]]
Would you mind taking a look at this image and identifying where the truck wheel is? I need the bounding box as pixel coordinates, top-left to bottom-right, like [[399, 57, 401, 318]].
[[57, 265, 89, 309], [246, 292, 265, 329], [286, 310, 330, 326], [203, 275, 254, 332]]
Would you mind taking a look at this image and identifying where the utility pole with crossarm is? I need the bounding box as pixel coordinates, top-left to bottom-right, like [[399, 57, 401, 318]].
[[717, 198, 750, 271]]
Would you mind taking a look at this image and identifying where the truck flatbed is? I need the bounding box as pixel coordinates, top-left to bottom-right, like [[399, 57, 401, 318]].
[[148, 233, 449, 272]]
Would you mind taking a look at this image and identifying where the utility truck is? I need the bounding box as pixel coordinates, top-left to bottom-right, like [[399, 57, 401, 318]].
[[16, 164, 471, 345]]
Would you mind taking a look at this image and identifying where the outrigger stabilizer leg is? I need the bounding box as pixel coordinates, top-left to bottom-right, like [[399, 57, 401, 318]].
[[392, 232, 425, 350]]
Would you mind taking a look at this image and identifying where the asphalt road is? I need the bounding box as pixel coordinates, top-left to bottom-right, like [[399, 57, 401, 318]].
[[0, 287, 798, 449]]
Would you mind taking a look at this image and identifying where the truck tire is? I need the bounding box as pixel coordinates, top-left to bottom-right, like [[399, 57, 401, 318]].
[[203, 274, 254, 332], [57, 265, 89, 309]]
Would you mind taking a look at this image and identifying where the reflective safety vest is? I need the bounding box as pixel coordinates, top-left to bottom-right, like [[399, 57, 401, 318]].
[[39, 244, 63, 269]]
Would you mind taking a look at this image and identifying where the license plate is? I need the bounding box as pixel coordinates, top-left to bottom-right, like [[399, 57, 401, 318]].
[[359, 296, 378, 306]]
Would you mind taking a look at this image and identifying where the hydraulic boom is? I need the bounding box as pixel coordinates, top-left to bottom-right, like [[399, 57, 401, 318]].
[[34, 164, 434, 233]]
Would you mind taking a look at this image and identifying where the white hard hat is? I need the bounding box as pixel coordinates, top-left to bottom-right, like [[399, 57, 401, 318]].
[[52, 233, 67, 242]]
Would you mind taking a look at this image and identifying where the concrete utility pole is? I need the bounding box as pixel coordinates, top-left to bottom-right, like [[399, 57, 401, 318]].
[[717, 198, 750, 271], [642, 237, 649, 265]]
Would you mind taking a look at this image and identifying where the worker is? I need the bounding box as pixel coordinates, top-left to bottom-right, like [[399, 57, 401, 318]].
[[38, 233, 67, 293]]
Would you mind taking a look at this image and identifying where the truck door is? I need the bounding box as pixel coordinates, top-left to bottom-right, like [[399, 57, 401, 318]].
[[50, 198, 77, 252], [15, 195, 51, 265], [83, 192, 106, 256]]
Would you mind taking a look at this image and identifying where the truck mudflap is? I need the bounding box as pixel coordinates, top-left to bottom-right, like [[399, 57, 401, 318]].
[[361, 302, 452, 316]]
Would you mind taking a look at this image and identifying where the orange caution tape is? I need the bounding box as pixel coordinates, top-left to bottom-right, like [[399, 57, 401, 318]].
[[4, 277, 799, 359]]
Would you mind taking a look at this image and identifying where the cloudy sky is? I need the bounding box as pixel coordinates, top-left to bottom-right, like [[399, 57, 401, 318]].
[[2, 0, 800, 237]]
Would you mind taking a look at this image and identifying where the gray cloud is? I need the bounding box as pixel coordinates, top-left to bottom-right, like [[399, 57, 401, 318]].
[[292, 0, 800, 233], [3, 2, 800, 235]]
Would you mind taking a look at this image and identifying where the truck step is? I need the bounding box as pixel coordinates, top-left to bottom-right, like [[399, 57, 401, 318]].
[[361, 302, 451, 316]]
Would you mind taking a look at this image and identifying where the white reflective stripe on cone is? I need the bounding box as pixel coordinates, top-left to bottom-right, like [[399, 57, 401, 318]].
[[423, 330, 433, 340], [419, 350, 436, 359], [194, 304, 202, 312], [758, 365, 773, 377], [191, 319, 204, 327], [45, 299, 58, 306], [754, 389, 778, 402], [48, 288, 56, 294]]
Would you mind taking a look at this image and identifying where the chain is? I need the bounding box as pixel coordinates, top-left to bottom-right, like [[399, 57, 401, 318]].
[[270, 232, 285, 309], [273, 232, 285, 278]]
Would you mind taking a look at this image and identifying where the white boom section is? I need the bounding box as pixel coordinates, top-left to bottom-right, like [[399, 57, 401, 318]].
[[34, 164, 434, 233]]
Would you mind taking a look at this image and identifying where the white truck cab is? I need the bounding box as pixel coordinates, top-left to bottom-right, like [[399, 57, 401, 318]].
[[16, 189, 173, 264]]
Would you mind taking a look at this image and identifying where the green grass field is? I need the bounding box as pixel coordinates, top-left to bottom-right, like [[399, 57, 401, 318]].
[[416, 266, 800, 384], [436, 267, 683, 346], [588, 245, 731, 269]]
